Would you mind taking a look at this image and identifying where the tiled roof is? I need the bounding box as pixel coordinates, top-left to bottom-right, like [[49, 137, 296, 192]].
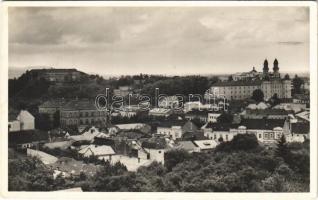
[[61, 99, 97, 111], [141, 137, 166, 149], [211, 80, 262, 87], [79, 145, 115, 156], [39, 99, 67, 108], [205, 122, 235, 131], [185, 109, 210, 116], [177, 141, 197, 151], [239, 118, 285, 130], [291, 123, 309, 134]]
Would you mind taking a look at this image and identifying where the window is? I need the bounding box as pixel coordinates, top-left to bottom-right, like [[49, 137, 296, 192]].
[[158, 151, 162, 154], [259, 134, 262, 138]]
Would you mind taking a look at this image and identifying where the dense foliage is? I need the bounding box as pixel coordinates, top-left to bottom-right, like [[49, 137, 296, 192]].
[[9, 134, 309, 192]]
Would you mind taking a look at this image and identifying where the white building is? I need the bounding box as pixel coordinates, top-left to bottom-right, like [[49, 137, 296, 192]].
[[208, 113, 221, 123], [9, 110, 35, 132], [149, 108, 172, 117], [78, 145, 115, 159], [158, 96, 180, 109], [206, 59, 292, 101], [157, 126, 183, 140], [193, 140, 218, 152]]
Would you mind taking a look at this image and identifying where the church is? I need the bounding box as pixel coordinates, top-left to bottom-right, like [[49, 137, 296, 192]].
[[207, 59, 292, 101]]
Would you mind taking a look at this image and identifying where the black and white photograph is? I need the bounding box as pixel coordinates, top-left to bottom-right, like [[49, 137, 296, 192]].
[[1, 1, 317, 197]]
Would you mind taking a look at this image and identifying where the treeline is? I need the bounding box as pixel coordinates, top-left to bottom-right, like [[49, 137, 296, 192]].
[[9, 134, 309, 192]]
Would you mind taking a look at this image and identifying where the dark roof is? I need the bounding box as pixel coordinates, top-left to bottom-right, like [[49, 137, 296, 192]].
[[291, 123, 309, 134], [141, 137, 166, 149], [157, 120, 187, 128], [246, 109, 292, 116], [185, 109, 210, 116], [39, 99, 67, 108], [9, 130, 48, 144], [239, 118, 285, 130], [206, 122, 235, 131], [211, 80, 262, 87], [61, 99, 97, 111]]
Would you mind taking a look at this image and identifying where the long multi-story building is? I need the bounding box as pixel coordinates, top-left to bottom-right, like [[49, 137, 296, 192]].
[[29, 68, 85, 82], [60, 99, 107, 127], [206, 59, 292, 100]]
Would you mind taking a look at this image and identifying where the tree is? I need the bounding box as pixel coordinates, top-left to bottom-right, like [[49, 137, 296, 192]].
[[228, 76, 233, 82], [275, 135, 291, 161], [216, 134, 259, 152], [252, 89, 264, 103], [269, 93, 281, 107], [217, 112, 233, 124], [292, 75, 304, 95], [164, 149, 192, 171]]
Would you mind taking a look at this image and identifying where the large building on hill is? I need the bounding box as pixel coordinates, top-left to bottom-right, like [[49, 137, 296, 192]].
[[60, 99, 107, 127], [206, 59, 292, 100], [29, 68, 85, 82]]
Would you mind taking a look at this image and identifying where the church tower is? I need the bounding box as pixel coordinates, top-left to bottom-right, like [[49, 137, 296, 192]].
[[273, 58, 280, 78], [263, 59, 269, 75]]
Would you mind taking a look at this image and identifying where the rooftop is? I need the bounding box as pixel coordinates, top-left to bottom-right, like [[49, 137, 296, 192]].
[[61, 99, 97, 111], [193, 140, 218, 150], [211, 80, 262, 87], [39, 99, 67, 108], [239, 118, 286, 130], [291, 122, 309, 134]]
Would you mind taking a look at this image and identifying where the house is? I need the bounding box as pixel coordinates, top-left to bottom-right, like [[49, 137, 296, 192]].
[[9, 130, 48, 150], [133, 137, 167, 164], [156, 120, 198, 140], [185, 109, 209, 123], [183, 101, 203, 113], [29, 68, 84, 82], [69, 126, 107, 142], [78, 145, 116, 159], [149, 108, 173, 117], [27, 148, 58, 165], [158, 96, 180, 109], [238, 118, 288, 143], [295, 110, 310, 122], [49, 157, 101, 178], [204, 118, 289, 144], [39, 99, 67, 120], [111, 123, 151, 134], [273, 103, 306, 113], [113, 86, 132, 97], [193, 140, 218, 152], [208, 112, 222, 123], [60, 99, 107, 127], [204, 123, 236, 142], [9, 110, 35, 132], [286, 122, 309, 143], [177, 141, 198, 153], [241, 108, 292, 120]]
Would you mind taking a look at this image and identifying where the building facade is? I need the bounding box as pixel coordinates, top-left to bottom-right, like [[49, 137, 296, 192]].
[[29, 68, 84, 82], [60, 99, 107, 127], [9, 110, 35, 132], [206, 59, 292, 101]]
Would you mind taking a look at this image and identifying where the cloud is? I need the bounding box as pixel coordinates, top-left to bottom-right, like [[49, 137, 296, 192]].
[[8, 6, 310, 75]]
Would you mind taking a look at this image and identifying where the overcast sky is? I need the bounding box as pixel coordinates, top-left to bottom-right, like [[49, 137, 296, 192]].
[[9, 7, 310, 76]]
